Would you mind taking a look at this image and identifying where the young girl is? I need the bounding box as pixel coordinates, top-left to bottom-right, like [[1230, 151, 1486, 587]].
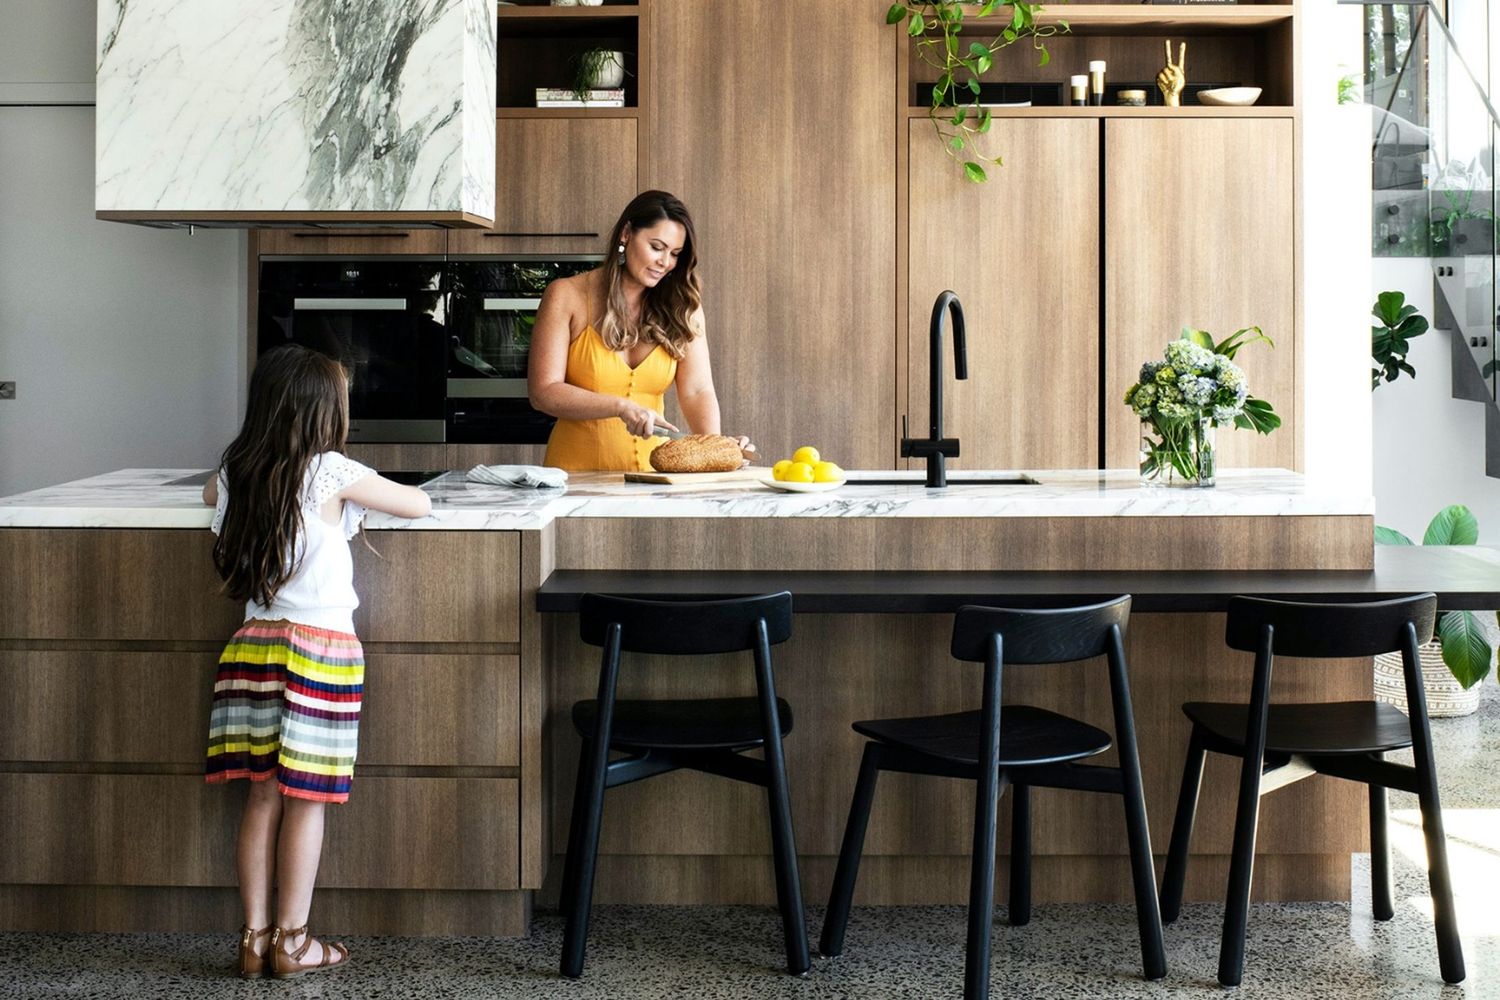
[[202, 344, 431, 979]]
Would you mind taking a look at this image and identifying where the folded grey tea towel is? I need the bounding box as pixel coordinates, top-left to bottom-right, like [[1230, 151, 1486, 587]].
[[466, 464, 569, 489]]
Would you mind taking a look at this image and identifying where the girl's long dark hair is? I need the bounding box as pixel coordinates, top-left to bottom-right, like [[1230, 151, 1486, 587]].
[[598, 190, 702, 360], [213, 344, 350, 607]]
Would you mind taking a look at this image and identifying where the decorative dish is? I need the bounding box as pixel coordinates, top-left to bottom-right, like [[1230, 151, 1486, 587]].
[[762, 477, 847, 493], [1197, 86, 1262, 107]]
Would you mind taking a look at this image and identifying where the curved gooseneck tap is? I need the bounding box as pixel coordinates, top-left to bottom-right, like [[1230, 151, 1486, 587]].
[[900, 290, 969, 487]]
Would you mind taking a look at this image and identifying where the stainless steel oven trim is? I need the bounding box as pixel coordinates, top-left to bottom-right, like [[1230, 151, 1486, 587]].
[[294, 297, 409, 311], [482, 297, 543, 310], [447, 378, 530, 398], [346, 419, 445, 443]]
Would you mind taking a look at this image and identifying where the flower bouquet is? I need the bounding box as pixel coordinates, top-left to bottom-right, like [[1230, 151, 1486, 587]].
[[1124, 327, 1281, 487]]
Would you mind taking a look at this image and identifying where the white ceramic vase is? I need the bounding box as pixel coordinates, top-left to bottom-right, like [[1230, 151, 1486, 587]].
[[1373, 640, 1482, 718], [591, 50, 626, 88]]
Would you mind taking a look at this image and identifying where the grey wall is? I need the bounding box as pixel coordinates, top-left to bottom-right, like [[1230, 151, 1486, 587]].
[[0, 1, 244, 497]]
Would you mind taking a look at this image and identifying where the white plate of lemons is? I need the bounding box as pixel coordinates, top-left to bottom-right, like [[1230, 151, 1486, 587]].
[[764, 447, 846, 493]]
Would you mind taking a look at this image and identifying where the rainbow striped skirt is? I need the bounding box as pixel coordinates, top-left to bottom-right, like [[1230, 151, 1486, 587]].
[[205, 620, 364, 803]]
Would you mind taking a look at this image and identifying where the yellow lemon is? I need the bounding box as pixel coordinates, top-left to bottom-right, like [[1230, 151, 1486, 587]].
[[812, 461, 844, 483], [785, 461, 815, 483], [791, 446, 820, 466], [771, 459, 793, 481]]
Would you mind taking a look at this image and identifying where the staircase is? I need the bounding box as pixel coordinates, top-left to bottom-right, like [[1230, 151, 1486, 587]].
[[1365, 0, 1500, 476]]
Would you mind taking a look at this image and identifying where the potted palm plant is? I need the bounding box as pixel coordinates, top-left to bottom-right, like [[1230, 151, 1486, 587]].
[[1374, 504, 1497, 717]]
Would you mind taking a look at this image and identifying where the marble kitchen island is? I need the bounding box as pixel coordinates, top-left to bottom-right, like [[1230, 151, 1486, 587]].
[[7, 466, 1465, 936]]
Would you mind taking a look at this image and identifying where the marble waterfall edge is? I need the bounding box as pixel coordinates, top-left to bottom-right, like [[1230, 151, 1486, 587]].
[[95, 0, 495, 219]]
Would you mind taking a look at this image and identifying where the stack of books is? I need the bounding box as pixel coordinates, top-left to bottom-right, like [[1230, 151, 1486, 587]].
[[535, 88, 625, 108]]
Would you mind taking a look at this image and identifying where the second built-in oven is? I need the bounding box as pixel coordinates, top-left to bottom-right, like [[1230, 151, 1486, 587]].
[[258, 259, 447, 442], [446, 256, 599, 443]]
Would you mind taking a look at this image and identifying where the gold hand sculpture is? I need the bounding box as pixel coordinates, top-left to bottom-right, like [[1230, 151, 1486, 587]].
[[1156, 40, 1187, 107]]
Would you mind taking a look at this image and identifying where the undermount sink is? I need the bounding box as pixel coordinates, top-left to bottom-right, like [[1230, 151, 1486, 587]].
[[846, 474, 1039, 487]]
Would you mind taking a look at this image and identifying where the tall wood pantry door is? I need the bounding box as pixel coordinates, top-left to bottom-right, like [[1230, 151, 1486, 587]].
[[1104, 118, 1296, 472], [908, 117, 1101, 471]]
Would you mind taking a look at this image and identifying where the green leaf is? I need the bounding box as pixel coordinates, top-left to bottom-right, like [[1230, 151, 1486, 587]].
[[908, 12, 925, 36], [969, 41, 991, 57], [964, 161, 987, 183], [1002, 26, 1017, 42], [977, 107, 992, 133], [950, 135, 965, 151], [967, 77, 981, 95], [1234, 397, 1281, 435], [1214, 325, 1274, 359], [886, 3, 907, 25], [975, 53, 992, 74], [1438, 610, 1492, 688], [1423, 504, 1479, 545], [1374, 525, 1415, 545], [1374, 290, 1407, 328], [1036, 45, 1050, 67], [1182, 328, 1214, 350], [1011, 4, 1025, 29]]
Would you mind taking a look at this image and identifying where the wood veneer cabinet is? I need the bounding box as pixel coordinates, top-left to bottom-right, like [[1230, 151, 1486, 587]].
[[0, 527, 534, 935], [254, 229, 447, 256], [448, 116, 639, 255], [907, 118, 1099, 470], [647, 0, 897, 470], [1103, 118, 1296, 471]]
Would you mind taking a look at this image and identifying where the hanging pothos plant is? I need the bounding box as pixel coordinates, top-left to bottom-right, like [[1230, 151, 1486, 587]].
[[886, 2, 1066, 182]]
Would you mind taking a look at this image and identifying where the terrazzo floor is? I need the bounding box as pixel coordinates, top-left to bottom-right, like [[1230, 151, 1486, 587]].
[[3, 684, 1497, 1000]]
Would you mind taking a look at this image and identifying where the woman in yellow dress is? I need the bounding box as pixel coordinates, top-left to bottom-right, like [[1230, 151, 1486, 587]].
[[528, 190, 754, 472]]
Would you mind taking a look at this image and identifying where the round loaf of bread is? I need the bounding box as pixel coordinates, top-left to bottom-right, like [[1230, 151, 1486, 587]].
[[649, 434, 744, 473]]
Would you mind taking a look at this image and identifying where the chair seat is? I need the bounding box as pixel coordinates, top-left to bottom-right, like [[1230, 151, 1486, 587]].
[[1183, 700, 1414, 755], [572, 696, 793, 751], [853, 706, 1112, 768]]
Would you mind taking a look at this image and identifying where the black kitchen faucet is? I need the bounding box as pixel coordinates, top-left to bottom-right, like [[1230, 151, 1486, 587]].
[[900, 290, 968, 487]]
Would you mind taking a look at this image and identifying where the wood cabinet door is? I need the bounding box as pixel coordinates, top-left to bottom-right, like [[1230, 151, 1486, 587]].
[[449, 116, 638, 256], [255, 229, 447, 255], [647, 0, 897, 471], [908, 118, 1100, 471], [1104, 118, 1296, 471]]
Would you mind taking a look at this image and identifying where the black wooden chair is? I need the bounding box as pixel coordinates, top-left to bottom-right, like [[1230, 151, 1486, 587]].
[[558, 591, 809, 979], [818, 596, 1167, 1000], [1158, 594, 1465, 986]]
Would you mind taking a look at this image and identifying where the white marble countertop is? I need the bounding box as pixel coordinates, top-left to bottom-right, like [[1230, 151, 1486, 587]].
[[0, 468, 1373, 531]]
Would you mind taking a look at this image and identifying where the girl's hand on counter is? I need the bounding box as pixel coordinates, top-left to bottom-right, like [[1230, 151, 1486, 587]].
[[619, 399, 678, 438]]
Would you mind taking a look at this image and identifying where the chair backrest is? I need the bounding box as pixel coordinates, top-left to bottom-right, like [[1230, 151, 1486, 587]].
[[950, 596, 1132, 664], [1224, 594, 1437, 658], [578, 591, 794, 655]]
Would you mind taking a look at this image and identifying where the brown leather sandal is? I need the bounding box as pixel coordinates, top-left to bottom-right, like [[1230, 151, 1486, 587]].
[[269, 924, 350, 979], [237, 925, 271, 979]]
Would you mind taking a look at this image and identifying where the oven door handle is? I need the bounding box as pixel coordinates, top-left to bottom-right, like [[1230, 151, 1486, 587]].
[[293, 297, 408, 311], [482, 297, 543, 311]]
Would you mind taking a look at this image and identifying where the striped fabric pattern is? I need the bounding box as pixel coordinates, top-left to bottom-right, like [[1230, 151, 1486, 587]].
[[205, 620, 364, 803]]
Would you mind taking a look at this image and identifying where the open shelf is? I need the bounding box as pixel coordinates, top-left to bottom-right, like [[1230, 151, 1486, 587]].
[[904, 104, 1296, 118], [498, 106, 641, 119], [929, 4, 1294, 36], [496, 4, 639, 38], [496, 4, 640, 109]]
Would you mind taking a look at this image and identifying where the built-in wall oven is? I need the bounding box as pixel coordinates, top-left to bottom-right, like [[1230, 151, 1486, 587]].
[[446, 256, 599, 443]]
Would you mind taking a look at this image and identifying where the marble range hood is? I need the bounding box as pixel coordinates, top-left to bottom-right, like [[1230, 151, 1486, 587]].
[[95, 0, 496, 229]]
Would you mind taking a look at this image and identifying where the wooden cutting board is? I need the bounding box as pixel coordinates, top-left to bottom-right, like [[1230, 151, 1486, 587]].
[[622, 468, 769, 486]]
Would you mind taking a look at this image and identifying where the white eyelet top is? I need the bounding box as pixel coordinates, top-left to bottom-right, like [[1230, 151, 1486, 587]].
[[212, 451, 374, 634]]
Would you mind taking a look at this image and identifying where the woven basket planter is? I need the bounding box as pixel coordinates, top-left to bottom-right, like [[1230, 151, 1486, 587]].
[[1373, 640, 1481, 718]]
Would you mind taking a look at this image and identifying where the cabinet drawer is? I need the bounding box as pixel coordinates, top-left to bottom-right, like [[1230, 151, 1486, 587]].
[[449, 117, 637, 255], [255, 230, 447, 255], [0, 774, 519, 890], [0, 651, 518, 768], [353, 531, 521, 643]]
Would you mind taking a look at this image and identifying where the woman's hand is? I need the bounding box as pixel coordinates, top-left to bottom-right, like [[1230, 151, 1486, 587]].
[[730, 435, 756, 467], [618, 399, 679, 438]]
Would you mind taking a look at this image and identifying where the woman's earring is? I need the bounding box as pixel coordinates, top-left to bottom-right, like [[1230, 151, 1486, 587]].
[[616, 243, 625, 265]]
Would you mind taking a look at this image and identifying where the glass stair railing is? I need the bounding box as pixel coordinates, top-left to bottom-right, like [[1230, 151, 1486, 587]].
[[1358, 0, 1500, 473]]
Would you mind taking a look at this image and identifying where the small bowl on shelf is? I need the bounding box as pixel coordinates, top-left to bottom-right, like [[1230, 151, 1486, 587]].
[[1196, 87, 1262, 107]]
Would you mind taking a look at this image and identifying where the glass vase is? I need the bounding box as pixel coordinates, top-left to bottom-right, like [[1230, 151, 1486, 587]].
[[1140, 416, 1216, 488]]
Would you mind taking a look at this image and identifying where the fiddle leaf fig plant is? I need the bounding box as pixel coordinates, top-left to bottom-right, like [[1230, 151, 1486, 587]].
[[1377, 504, 1495, 689], [886, 1, 1065, 182], [1371, 290, 1428, 388]]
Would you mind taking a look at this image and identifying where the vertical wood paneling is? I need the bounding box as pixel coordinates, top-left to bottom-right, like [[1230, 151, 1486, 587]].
[[648, 0, 897, 470], [1104, 118, 1296, 471]]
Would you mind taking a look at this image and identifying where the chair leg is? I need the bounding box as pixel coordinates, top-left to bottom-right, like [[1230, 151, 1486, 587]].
[[964, 769, 1007, 1000], [764, 738, 811, 975], [1119, 744, 1168, 981], [1216, 747, 1266, 987], [1159, 728, 1207, 925], [819, 743, 881, 959], [560, 738, 611, 979], [1415, 758, 1466, 984], [558, 739, 593, 920], [1369, 776, 1393, 922], [1008, 782, 1031, 926]]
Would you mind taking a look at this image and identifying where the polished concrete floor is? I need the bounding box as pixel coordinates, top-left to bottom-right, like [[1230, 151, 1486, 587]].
[[3, 683, 1497, 999]]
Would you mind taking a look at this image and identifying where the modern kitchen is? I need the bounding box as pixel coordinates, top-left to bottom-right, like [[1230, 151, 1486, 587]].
[[2, 0, 1499, 997]]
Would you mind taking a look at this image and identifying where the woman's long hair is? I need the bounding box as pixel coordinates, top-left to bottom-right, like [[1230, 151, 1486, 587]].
[[597, 190, 702, 360], [213, 344, 350, 607]]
